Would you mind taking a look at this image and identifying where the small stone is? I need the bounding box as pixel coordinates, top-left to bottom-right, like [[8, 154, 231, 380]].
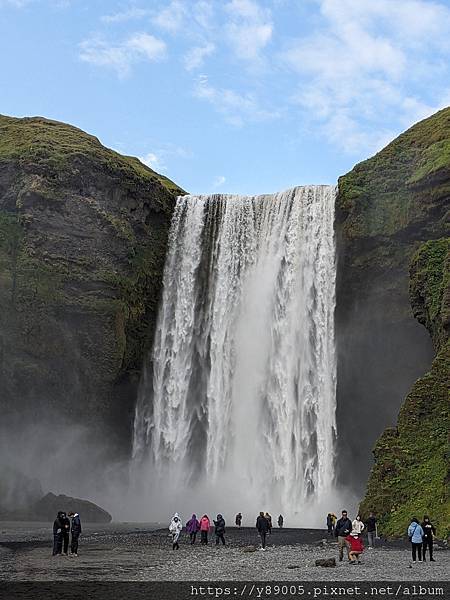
[[315, 558, 336, 567], [242, 546, 257, 553], [287, 565, 301, 569]]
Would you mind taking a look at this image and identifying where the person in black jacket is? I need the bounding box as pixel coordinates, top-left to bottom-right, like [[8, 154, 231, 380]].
[[366, 512, 377, 548], [256, 512, 270, 550], [278, 514, 284, 528], [214, 514, 226, 545], [421, 515, 436, 562], [68, 511, 82, 556], [52, 511, 64, 556], [60, 512, 71, 556], [335, 510, 353, 561]]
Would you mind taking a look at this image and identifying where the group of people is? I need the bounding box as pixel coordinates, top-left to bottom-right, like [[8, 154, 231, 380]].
[[332, 510, 369, 564], [52, 510, 82, 557], [408, 516, 436, 562], [331, 510, 437, 565], [169, 513, 225, 549], [168, 511, 284, 550]]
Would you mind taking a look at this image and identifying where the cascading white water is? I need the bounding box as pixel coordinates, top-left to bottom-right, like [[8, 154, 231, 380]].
[[133, 186, 337, 523]]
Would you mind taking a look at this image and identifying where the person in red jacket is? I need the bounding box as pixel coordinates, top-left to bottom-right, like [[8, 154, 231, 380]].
[[199, 515, 211, 545], [345, 532, 364, 564]]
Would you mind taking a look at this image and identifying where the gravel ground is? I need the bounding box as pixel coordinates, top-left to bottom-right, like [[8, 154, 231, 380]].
[[0, 525, 448, 582]]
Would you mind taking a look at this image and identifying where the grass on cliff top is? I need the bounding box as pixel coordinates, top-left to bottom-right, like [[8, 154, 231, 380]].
[[0, 114, 185, 196], [337, 107, 450, 236]]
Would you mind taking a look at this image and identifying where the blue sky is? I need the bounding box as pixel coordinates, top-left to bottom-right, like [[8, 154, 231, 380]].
[[1, 0, 450, 194]]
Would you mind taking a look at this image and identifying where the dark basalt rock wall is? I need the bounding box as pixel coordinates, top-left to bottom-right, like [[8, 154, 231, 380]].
[[336, 108, 450, 524], [0, 115, 183, 452]]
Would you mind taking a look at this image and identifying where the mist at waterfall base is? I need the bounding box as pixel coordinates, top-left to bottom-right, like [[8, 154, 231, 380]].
[[130, 186, 354, 527]]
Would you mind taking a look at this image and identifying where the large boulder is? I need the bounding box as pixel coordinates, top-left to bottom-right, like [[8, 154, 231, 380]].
[[33, 492, 112, 523]]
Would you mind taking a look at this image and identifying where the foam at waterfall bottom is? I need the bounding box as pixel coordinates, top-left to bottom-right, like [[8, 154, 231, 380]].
[[132, 186, 339, 525]]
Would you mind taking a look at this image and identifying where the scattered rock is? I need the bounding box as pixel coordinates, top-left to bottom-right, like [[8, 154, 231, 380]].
[[315, 538, 329, 546], [315, 558, 336, 567], [242, 546, 257, 553], [287, 565, 301, 569]]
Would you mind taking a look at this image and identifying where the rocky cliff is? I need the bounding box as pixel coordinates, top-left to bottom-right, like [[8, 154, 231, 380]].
[[337, 107, 449, 533], [0, 115, 183, 449], [359, 238, 449, 535]]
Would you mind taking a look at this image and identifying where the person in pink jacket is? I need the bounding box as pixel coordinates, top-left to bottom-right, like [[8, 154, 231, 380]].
[[199, 515, 211, 545]]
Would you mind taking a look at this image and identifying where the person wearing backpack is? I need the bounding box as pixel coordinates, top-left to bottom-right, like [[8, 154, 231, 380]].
[[408, 518, 424, 562], [214, 514, 226, 546]]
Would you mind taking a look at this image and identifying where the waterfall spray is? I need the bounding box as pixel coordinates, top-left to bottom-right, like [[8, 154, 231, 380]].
[[133, 186, 337, 523]]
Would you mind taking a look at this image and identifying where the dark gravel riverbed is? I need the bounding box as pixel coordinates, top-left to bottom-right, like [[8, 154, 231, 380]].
[[0, 523, 448, 582]]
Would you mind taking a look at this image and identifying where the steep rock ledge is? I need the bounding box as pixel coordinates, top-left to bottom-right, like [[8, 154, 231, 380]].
[[359, 239, 449, 535], [336, 108, 450, 491], [0, 115, 184, 448]]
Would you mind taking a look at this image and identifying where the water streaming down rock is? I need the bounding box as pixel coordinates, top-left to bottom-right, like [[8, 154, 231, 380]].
[[133, 186, 337, 521]]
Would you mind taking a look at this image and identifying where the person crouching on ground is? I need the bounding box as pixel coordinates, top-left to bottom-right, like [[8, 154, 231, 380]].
[[346, 531, 364, 564], [52, 511, 64, 556], [169, 513, 182, 550], [256, 512, 270, 550], [214, 514, 226, 546], [68, 511, 82, 556], [335, 510, 353, 561], [186, 514, 200, 544], [199, 514, 211, 545], [408, 517, 424, 563], [421, 516, 436, 562]]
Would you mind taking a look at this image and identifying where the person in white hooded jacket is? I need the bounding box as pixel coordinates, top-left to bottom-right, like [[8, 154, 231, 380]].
[[169, 513, 183, 550], [352, 515, 365, 535]]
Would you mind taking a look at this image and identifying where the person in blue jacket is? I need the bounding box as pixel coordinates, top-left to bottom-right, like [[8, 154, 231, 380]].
[[408, 518, 424, 562]]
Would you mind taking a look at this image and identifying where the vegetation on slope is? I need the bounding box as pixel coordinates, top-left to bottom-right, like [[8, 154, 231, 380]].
[[359, 238, 450, 537]]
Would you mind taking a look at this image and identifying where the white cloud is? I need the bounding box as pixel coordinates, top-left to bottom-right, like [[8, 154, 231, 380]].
[[79, 33, 167, 78], [194, 74, 279, 126], [0, 0, 32, 6], [184, 42, 215, 71], [101, 8, 150, 24], [152, 0, 187, 33], [139, 152, 166, 172], [212, 175, 226, 188], [193, 0, 214, 30], [224, 0, 273, 63], [282, 0, 450, 153]]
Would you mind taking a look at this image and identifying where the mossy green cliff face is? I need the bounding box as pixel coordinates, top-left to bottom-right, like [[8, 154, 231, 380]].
[[0, 115, 184, 446], [359, 239, 449, 536], [335, 108, 450, 492]]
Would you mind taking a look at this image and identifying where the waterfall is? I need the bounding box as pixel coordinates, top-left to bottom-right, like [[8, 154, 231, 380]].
[[133, 185, 337, 523]]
